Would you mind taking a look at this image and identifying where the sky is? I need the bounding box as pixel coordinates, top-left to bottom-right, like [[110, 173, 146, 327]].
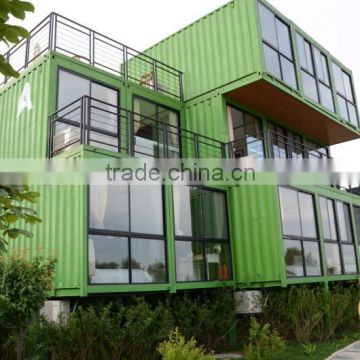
[[4, 0, 360, 161]]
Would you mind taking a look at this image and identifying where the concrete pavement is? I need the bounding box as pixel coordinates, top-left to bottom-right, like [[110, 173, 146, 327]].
[[326, 341, 360, 360]]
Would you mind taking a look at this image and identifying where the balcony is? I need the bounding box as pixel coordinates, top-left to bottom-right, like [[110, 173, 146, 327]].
[[0, 13, 183, 100], [48, 96, 226, 158], [226, 129, 331, 159]]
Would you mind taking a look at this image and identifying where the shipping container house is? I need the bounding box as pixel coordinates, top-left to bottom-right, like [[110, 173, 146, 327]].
[[0, 0, 359, 298]]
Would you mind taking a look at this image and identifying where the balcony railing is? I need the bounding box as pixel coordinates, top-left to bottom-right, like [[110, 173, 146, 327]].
[[0, 13, 183, 100], [48, 96, 226, 158], [227, 130, 331, 159]]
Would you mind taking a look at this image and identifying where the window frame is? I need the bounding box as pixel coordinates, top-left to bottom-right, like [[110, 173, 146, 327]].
[[226, 104, 264, 158], [132, 95, 181, 158], [172, 186, 232, 283], [296, 33, 335, 112], [320, 197, 358, 276], [258, 1, 298, 89], [87, 185, 168, 285], [278, 186, 323, 278], [331, 61, 359, 127], [55, 67, 121, 152]]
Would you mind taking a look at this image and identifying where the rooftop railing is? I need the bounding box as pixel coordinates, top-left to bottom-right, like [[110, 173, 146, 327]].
[[48, 96, 226, 158], [0, 13, 183, 100]]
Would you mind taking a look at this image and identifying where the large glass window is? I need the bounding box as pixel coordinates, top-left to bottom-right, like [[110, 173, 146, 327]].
[[173, 186, 231, 282], [133, 97, 180, 158], [279, 187, 322, 277], [296, 34, 334, 112], [88, 185, 167, 284], [227, 106, 264, 158], [258, 2, 297, 88], [353, 206, 360, 252], [332, 62, 359, 126], [320, 198, 358, 275], [55, 69, 119, 154]]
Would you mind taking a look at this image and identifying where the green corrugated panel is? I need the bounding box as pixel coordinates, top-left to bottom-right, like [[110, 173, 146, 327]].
[[144, 0, 260, 101], [0, 55, 51, 158], [230, 185, 284, 286], [8, 185, 86, 295]]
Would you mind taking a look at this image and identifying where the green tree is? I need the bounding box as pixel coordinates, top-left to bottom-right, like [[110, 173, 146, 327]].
[[0, 0, 34, 78], [0, 256, 55, 360], [0, 185, 41, 253]]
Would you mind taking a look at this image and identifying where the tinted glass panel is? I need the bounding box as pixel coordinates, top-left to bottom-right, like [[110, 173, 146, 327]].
[[205, 243, 231, 281], [279, 188, 301, 237], [320, 198, 337, 241], [280, 56, 297, 88], [175, 241, 205, 281], [90, 185, 129, 231], [348, 103, 358, 126], [89, 235, 129, 284], [258, 3, 278, 47], [284, 239, 304, 277], [354, 206, 360, 245], [298, 192, 317, 238], [264, 44, 281, 79], [338, 95, 349, 120], [336, 202, 349, 242], [319, 83, 334, 112], [332, 62, 345, 95], [343, 73, 354, 102], [342, 245, 357, 274], [130, 186, 163, 234], [202, 190, 228, 239], [275, 19, 292, 58], [57, 70, 90, 109], [325, 243, 342, 275], [303, 241, 322, 276], [173, 186, 193, 237], [302, 71, 319, 102], [131, 238, 166, 283]]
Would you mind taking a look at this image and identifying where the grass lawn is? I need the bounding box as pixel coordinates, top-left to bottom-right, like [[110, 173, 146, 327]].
[[274, 333, 360, 360]]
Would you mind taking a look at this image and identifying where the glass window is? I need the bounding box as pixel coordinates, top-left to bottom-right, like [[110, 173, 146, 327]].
[[175, 241, 205, 282], [205, 243, 231, 281], [325, 243, 342, 275], [57, 70, 90, 109], [133, 97, 180, 158], [227, 106, 264, 158], [130, 185, 164, 235], [88, 185, 167, 284], [131, 238, 166, 283], [353, 206, 360, 246], [303, 242, 322, 276], [56, 70, 119, 154], [173, 186, 231, 282], [279, 187, 302, 237], [259, 3, 297, 88], [321, 198, 358, 275], [284, 239, 304, 277], [89, 235, 129, 284], [342, 245, 357, 274], [279, 187, 321, 278], [297, 34, 334, 111], [89, 185, 129, 232], [332, 62, 358, 126]]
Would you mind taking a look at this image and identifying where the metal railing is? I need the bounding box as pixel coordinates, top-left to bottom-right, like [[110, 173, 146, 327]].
[[226, 130, 331, 159], [0, 13, 183, 100], [48, 96, 226, 158]]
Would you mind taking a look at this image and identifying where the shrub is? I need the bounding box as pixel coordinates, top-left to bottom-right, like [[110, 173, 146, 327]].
[[157, 328, 215, 360], [171, 288, 235, 352], [244, 317, 285, 360], [261, 284, 360, 343]]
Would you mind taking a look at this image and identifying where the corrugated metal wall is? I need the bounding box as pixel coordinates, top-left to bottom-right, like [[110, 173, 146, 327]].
[[229, 185, 285, 286], [144, 0, 260, 101], [0, 55, 51, 158]]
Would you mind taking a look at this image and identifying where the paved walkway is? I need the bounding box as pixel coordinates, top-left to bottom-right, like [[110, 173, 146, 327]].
[[326, 341, 360, 360]]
